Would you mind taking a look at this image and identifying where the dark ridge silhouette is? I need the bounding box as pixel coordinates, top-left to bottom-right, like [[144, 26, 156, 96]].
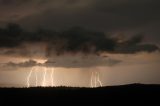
[[0, 84, 160, 105]]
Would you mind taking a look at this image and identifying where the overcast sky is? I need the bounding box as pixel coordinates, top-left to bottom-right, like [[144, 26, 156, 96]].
[[0, 0, 160, 44], [0, 0, 160, 87]]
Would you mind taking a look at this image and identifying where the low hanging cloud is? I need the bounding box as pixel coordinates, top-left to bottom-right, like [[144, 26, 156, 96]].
[[114, 35, 159, 54], [0, 60, 38, 71], [0, 23, 159, 58], [1, 56, 121, 69], [4, 60, 38, 68], [44, 55, 121, 68]]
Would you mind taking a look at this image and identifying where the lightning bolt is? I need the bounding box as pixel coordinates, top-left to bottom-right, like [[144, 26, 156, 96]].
[[42, 67, 47, 87], [90, 71, 103, 88], [95, 72, 97, 87], [97, 72, 103, 87], [51, 67, 55, 87], [90, 71, 94, 88], [34, 67, 38, 87], [27, 67, 34, 88]]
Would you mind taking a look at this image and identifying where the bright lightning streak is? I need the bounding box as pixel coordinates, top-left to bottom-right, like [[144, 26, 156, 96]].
[[51, 68, 54, 87], [34, 67, 38, 87], [42, 67, 47, 87], [91, 71, 94, 88], [90, 71, 103, 88], [95, 72, 97, 87], [27, 67, 34, 88], [97, 72, 103, 87]]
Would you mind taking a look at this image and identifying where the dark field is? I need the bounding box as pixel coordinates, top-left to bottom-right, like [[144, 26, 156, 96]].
[[0, 84, 160, 105]]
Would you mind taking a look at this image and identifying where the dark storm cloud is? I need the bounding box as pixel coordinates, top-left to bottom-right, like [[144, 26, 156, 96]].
[[114, 35, 159, 53], [0, 23, 159, 57], [0, 0, 160, 43], [0, 23, 114, 54], [0, 0, 159, 29], [18, 0, 160, 31], [0, 0, 90, 22], [45, 27, 116, 56]]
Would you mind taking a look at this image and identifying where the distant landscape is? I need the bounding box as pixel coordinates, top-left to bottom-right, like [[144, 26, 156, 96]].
[[0, 84, 160, 105], [0, 1, 160, 105]]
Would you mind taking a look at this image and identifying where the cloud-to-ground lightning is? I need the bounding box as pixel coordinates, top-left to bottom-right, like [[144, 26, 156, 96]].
[[27, 66, 56, 88], [91, 71, 94, 88], [34, 67, 38, 87], [42, 67, 47, 87], [27, 67, 34, 88], [97, 72, 103, 87], [90, 71, 103, 88], [51, 68, 55, 87], [94, 72, 97, 87], [27, 66, 102, 88]]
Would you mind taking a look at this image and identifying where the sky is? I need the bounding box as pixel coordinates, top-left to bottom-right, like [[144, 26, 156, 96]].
[[0, 0, 160, 87]]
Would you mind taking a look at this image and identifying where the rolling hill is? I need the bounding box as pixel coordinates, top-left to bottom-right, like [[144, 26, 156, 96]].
[[0, 84, 160, 105]]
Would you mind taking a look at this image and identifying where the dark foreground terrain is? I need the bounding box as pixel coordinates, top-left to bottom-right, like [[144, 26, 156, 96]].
[[0, 84, 160, 105]]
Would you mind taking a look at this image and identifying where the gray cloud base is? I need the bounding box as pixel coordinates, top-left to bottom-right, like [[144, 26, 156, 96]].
[[2, 57, 121, 69], [0, 24, 159, 58]]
